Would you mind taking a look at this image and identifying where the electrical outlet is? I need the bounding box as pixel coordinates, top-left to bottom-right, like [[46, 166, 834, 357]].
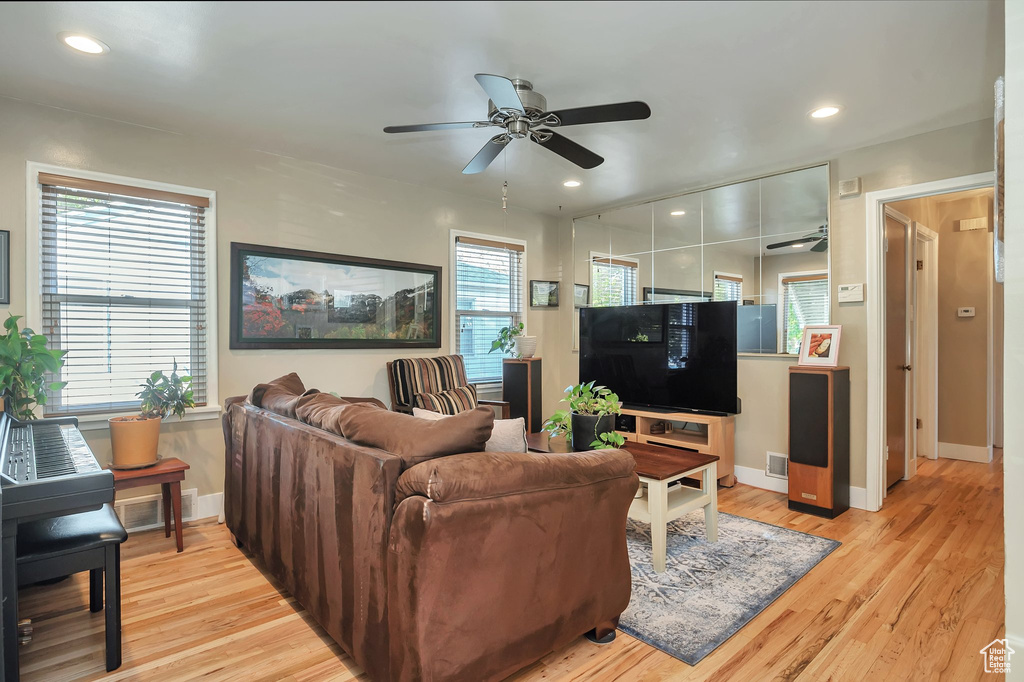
[[957, 307, 976, 318]]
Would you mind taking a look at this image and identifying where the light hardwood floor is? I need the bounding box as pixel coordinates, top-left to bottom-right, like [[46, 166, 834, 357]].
[[19, 452, 1004, 681]]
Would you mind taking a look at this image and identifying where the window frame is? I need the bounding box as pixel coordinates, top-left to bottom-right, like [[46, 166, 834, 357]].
[[449, 229, 528, 388], [26, 162, 220, 430], [777, 269, 829, 354], [589, 252, 640, 307], [712, 271, 743, 302]]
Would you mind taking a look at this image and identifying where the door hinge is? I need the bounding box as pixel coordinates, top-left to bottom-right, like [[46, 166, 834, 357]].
[[916, 418, 923, 429], [917, 260, 924, 271], [885, 446, 890, 461]]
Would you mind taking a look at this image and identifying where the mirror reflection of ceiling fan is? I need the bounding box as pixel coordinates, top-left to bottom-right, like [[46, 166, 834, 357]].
[[384, 74, 651, 174], [765, 224, 828, 252]]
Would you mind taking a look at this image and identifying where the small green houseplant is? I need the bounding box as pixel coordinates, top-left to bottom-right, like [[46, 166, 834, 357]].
[[489, 322, 524, 357], [543, 381, 623, 452], [0, 315, 67, 420], [109, 362, 195, 469]]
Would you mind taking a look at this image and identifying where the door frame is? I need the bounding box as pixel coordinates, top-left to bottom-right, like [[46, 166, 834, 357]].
[[915, 223, 939, 463], [864, 171, 994, 511]]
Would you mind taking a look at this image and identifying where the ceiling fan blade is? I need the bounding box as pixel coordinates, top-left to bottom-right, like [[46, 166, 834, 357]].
[[544, 101, 651, 127], [810, 239, 829, 252], [765, 236, 819, 249], [474, 74, 524, 112], [384, 121, 490, 133], [462, 135, 510, 174], [533, 131, 604, 169]]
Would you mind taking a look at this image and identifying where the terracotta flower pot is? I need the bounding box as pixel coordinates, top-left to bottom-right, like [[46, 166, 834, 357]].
[[109, 416, 162, 469]]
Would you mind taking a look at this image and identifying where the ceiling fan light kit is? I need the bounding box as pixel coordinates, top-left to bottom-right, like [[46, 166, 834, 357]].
[[384, 73, 651, 174]]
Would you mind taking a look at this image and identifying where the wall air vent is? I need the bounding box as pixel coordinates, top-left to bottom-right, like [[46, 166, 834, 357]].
[[113, 488, 198, 532], [766, 451, 789, 479]]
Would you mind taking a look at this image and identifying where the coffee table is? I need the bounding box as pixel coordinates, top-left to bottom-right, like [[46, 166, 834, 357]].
[[527, 433, 719, 573]]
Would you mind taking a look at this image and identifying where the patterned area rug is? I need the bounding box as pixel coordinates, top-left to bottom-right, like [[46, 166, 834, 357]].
[[619, 511, 840, 665]]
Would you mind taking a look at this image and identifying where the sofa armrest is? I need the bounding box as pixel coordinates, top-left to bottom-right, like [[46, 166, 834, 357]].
[[395, 449, 635, 506]]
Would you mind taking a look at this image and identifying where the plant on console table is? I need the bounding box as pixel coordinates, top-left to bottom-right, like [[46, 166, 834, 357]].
[[543, 381, 624, 452], [109, 362, 195, 470]]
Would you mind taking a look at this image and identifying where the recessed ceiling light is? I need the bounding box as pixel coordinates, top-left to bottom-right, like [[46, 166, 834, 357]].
[[670, 210, 686, 216], [59, 32, 109, 54], [809, 105, 841, 119], [563, 180, 581, 188]]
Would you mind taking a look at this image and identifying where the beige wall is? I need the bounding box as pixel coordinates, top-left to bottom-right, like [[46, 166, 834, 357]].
[[0, 96, 561, 500], [1004, 0, 1023, 667], [890, 190, 997, 449], [556, 118, 994, 491]]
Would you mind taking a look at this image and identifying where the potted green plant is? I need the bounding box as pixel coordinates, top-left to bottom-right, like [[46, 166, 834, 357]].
[[543, 381, 624, 452], [489, 322, 537, 359], [0, 315, 67, 420], [109, 362, 195, 469]]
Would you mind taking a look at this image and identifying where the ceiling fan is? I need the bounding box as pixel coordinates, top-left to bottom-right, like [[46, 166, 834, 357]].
[[384, 73, 651, 174], [766, 224, 829, 252]]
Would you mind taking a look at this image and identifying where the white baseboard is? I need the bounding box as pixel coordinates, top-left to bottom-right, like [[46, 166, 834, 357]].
[[939, 442, 992, 463], [734, 465, 870, 511], [734, 465, 788, 494], [198, 492, 224, 521]]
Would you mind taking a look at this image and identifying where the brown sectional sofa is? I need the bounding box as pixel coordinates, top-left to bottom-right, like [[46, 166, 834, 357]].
[[222, 386, 638, 681]]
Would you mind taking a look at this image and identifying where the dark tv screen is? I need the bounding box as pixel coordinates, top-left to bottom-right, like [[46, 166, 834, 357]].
[[579, 302, 738, 414]]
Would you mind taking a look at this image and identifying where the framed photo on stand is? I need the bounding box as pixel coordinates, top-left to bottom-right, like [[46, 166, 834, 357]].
[[798, 325, 842, 367]]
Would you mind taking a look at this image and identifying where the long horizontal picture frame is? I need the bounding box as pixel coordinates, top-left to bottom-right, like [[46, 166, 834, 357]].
[[230, 242, 442, 349]]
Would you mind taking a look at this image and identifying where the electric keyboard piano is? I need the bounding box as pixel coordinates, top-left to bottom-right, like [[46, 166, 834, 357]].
[[1, 413, 113, 681]]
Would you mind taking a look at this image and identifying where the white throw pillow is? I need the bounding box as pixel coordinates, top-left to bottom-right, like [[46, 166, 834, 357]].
[[413, 407, 528, 453]]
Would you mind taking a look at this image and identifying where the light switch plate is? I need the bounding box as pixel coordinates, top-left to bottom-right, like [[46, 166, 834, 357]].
[[957, 307, 976, 318], [838, 283, 864, 303]]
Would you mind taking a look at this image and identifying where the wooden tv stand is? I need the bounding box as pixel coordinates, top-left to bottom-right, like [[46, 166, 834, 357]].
[[618, 407, 736, 487]]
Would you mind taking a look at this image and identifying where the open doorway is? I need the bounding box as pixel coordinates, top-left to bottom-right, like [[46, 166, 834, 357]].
[[881, 187, 1001, 494]]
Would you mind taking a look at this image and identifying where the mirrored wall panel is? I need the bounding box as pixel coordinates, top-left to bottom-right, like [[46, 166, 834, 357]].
[[573, 164, 829, 354]]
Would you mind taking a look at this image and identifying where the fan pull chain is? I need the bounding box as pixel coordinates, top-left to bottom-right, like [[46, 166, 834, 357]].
[[502, 181, 508, 212]]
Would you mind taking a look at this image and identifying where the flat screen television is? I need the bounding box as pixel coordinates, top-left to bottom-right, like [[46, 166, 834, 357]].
[[579, 301, 739, 415]]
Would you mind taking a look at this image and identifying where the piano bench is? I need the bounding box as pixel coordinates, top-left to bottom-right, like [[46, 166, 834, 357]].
[[17, 503, 127, 672]]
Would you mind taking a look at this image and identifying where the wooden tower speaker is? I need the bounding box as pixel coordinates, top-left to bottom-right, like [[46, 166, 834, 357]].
[[788, 366, 850, 518]]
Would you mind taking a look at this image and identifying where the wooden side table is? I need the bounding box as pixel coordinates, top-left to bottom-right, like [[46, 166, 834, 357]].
[[110, 457, 190, 552]]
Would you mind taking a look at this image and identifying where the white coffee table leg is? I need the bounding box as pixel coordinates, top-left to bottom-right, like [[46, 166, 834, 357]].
[[649, 479, 668, 573], [703, 462, 718, 542]]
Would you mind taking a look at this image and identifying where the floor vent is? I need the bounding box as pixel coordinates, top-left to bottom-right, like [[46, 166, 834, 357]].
[[766, 451, 789, 479], [114, 488, 199, 533]]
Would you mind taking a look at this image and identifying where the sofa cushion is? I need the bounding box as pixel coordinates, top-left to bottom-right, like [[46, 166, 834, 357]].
[[295, 391, 349, 428], [247, 373, 312, 419], [412, 385, 478, 415], [331, 403, 494, 467], [413, 407, 527, 453]]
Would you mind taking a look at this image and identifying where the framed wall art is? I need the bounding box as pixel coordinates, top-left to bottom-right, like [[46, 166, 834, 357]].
[[530, 280, 559, 308], [573, 284, 589, 308], [797, 324, 842, 367], [230, 242, 441, 349]]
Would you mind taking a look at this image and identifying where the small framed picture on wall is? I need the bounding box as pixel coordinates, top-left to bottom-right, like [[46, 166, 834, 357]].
[[530, 280, 560, 308], [573, 284, 589, 308], [798, 325, 842, 366]]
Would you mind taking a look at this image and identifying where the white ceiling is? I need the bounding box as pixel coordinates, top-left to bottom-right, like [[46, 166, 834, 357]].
[[0, 1, 1004, 216]]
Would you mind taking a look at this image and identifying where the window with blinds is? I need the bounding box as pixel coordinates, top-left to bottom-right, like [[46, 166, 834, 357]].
[[713, 272, 742, 302], [781, 272, 829, 354], [591, 256, 638, 307], [39, 173, 210, 415], [454, 235, 524, 384]]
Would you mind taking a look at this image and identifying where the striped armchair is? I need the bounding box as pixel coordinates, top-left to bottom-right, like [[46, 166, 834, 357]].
[[386, 355, 511, 418]]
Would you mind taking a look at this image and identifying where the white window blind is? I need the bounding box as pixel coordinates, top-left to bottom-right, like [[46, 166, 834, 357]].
[[39, 173, 209, 415], [713, 272, 742, 302], [454, 235, 524, 384], [781, 273, 829, 353], [591, 257, 638, 307]]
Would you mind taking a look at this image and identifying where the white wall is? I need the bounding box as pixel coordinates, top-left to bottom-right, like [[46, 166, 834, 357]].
[[0, 96, 561, 499], [1003, 0, 1023, 670]]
